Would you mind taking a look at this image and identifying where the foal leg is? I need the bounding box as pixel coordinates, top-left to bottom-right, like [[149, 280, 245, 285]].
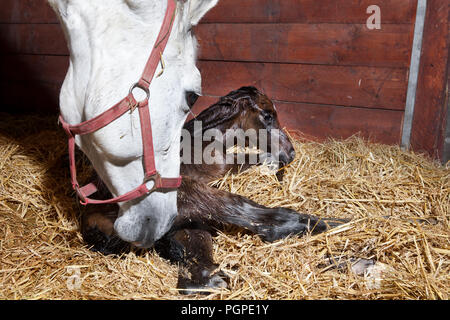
[[154, 229, 228, 294], [81, 204, 131, 255], [82, 207, 228, 293], [179, 177, 348, 242]]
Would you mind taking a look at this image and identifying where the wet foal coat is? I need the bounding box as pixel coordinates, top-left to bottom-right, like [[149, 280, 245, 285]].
[[82, 87, 343, 292]]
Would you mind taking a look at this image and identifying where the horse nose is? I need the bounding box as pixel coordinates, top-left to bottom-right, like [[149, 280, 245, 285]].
[[114, 213, 156, 248]]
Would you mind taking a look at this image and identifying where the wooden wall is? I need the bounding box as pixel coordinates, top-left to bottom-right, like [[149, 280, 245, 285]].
[[409, 0, 449, 160], [0, 0, 66, 114], [192, 0, 418, 145], [0, 0, 447, 158]]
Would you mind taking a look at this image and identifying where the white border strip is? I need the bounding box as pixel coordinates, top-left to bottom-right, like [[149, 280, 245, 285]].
[[401, 0, 428, 149]]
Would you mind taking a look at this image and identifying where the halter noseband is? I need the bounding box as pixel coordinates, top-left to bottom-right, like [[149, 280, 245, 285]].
[[59, 0, 181, 205]]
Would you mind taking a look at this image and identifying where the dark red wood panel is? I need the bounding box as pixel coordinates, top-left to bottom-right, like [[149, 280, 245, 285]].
[[191, 96, 403, 145], [1, 23, 414, 68], [0, 55, 68, 84], [0, 56, 408, 111], [0, 0, 417, 24], [198, 61, 408, 110], [195, 23, 414, 68], [0, 0, 57, 24], [276, 102, 403, 144], [0, 0, 418, 148], [0, 81, 61, 113], [410, 0, 450, 160], [0, 24, 68, 55], [203, 0, 417, 24]]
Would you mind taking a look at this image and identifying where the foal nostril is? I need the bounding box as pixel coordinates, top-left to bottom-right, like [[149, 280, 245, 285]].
[[280, 148, 296, 167], [278, 153, 289, 168], [289, 148, 296, 161]]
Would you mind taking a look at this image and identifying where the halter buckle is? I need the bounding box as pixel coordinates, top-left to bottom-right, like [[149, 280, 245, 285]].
[[74, 184, 88, 205]]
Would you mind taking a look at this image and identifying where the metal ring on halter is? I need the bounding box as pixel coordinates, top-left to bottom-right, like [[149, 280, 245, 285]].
[[129, 82, 150, 103], [143, 172, 161, 194]]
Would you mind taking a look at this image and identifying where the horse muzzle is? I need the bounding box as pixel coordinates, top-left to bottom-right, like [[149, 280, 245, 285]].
[[114, 200, 178, 248]]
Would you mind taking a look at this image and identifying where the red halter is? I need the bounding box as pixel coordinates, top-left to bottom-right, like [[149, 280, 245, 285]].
[[59, 0, 181, 205]]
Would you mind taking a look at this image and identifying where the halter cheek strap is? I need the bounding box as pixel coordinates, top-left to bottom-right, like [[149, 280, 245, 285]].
[[59, 0, 181, 205]]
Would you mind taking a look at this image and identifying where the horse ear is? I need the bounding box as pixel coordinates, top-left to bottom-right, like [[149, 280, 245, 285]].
[[186, 0, 219, 25]]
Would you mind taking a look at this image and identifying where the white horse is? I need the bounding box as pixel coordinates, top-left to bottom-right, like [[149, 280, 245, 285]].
[[48, 0, 218, 248]]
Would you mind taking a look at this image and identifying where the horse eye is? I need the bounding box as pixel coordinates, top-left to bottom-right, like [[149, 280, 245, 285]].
[[185, 91, 199, 109]]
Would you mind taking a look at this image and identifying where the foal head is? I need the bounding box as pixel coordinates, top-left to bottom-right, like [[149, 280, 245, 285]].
[[186, 86, 295, 170], [227, 86, 296, 168]]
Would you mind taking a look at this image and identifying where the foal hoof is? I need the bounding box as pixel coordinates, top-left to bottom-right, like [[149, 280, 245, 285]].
[[321, 217, 350, 229], [258, 209, 350, 242], [178, 269, 229, 295]]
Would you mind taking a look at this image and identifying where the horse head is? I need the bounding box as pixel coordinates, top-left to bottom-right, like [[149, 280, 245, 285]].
[[48, 0, 219, 247]]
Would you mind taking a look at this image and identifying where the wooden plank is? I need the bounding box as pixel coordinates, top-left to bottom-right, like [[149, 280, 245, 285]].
[[277, 102, 403, 144], [0, 24, 68, 55], [1, 23, 414, 68], [197, 61, 408, 110], [0, 55, 407, 110], [0, 79, 403, 145], [202, 0, 418, 24], [0, 56, 409, 111], [0, 81, 61, 113], [0, 0, 57, 24], [448, 26, 450, 81], [0, 0, 417, 24], [0, 55, 68, 84], [190, 96, 403, 145], [410, 0, 450, 160], [195, 23, 414, 68]]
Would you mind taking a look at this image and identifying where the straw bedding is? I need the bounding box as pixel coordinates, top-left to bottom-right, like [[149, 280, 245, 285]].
[[0, 113, 448, 300]]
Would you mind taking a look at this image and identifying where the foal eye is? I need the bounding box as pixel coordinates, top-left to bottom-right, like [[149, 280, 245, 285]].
[[263, 112, 273, 122]]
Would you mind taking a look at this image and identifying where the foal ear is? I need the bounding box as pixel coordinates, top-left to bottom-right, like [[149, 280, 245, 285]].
[[232, 96, 254, 111], [186, 0, 219, 25], [232, 95, 260, 113]]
